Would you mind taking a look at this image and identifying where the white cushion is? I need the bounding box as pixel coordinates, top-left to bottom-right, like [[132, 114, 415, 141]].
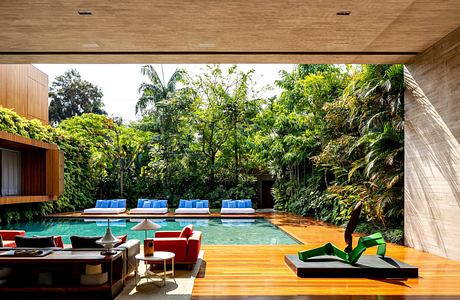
[[220, 208, 255, 214], [129, 208, 168, 214], [83, 208, 126, 214], [175, 208, 210, 214]]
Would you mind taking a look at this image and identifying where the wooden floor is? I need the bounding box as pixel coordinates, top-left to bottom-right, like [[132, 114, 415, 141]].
[[50, 210, 460, 299], [191, 213, 460, 299]]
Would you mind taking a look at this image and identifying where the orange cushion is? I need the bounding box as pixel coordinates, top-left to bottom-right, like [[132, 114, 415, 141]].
[[179, 225, 194, 239]]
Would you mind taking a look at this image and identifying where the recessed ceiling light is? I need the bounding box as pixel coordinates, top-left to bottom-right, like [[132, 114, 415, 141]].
[[198, 43, 216, 48], [82, 43, 99, 48], [78, 10, 92, 16], [337, 10, 351, 16]]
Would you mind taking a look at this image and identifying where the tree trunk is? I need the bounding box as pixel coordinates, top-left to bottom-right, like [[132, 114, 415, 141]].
[[234, 126, 239, 185], [210, 153, 216, 191], [119, 164, 124, 198]]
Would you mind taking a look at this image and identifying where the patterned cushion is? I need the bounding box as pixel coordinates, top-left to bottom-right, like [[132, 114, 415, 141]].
[[237, 200, 246, 208], [117, 199, 126, 208], [137, 199, 145, 208], [244, 199, 252, 208], [179, 199, 186, 208]]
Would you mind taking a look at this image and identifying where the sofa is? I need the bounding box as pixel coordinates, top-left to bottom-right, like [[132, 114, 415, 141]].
[[69, 236, 141, 276], [129, 199, 168, 214], [0, 230, 25, 247], [148, 226, 202, 266], [220, 199, 255, 214], [83, 199, 127, 214], [175, 199, 210, 214]]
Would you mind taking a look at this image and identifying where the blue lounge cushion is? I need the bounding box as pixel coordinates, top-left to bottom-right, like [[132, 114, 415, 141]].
[[153, 201, 161, 208], [143, 201, 152, 208], [95, 200, 103, 208], [159, 200, 167, 208], [179, 199, 186, 208], [184, 200, 192, 209], [222, 200, 230, 208], [118, 199, 126, 208], [191, 199, 198, 208], [110, 200, 119, 208], [243, 199, 252, 208], [201, 200, 209, 208], [137, 199, 145, 208], [196, 201, 204, 209], [100, 200, 109, 208], [237, 200, 246, 208], [228, 201, 236, 208]]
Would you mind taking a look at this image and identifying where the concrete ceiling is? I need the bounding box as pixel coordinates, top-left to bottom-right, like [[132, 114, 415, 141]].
[[0, 0, 459, 63]]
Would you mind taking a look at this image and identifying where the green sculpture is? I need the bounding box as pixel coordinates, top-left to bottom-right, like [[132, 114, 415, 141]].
[[298, 202, 387, 265]]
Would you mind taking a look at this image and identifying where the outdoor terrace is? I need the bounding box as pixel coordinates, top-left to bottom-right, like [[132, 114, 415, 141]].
[[49, 211, 460, 299]]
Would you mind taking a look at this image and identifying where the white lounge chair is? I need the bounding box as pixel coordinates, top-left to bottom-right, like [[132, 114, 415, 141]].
[[175, 199, 210, 214], [220, 199, 255, 214], [129, 199, 168, 214], [83, 199, 127, 214]]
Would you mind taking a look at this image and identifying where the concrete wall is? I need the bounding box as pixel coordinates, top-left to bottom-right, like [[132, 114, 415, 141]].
[[405, 27, 460, 261]]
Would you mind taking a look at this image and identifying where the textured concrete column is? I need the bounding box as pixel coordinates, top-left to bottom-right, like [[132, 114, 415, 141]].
[[404, 27, 460, 261]]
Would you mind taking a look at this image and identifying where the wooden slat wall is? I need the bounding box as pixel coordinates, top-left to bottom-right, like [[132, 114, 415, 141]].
[[0, 64, 48, 124], [21, 150, 46, 196], [405, 27, 460, 261], [46, 149, 64, 200]]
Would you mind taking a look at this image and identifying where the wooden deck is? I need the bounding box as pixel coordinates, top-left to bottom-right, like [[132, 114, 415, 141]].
[[192, 213, 460, 299], [50, 210, 460, 299]]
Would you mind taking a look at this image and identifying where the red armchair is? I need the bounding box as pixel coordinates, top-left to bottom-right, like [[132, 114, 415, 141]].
[[0, 230, 26, 247], [149, 230, 202, 265]]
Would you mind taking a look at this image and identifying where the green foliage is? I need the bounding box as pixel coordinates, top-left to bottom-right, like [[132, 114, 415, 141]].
[[261, 64, 405, 238], [49, 69, 106, 125]]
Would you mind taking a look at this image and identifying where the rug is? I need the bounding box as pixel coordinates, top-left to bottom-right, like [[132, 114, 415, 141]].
[[115, 250, 204, 300]]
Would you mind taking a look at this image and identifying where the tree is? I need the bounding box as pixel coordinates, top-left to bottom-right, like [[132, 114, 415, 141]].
[[49, 69, 106, 125], [136, 65, 186, 115], [185, 65, 261, 193], [137, 65, 191, 199]]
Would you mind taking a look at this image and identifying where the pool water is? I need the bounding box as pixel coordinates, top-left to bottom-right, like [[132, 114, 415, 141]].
[[1, 218, 299, 245]]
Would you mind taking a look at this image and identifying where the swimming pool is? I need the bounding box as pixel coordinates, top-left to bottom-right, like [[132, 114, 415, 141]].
[[1, 218, 299, 245]]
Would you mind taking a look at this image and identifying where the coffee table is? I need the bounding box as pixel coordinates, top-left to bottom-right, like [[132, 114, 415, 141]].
[[135, 251, 175, 286]]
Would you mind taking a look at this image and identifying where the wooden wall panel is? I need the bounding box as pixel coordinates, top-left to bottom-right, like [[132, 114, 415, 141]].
[[0, 64, 48, 124], [0, 65, 28, 116], [27, 76, 48, 122], [21, 150, 46, 196], [46, 149, 64, 200], [405, 27, 460, 261]]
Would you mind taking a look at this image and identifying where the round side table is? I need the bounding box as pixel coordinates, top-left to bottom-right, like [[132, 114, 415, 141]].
[[135, 251, 175, 286]]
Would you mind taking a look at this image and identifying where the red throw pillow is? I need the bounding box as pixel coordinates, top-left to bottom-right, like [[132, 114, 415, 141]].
[[116, 235, 128, 246], [179, 225, 194, 239], [53, 236, 64, 248]]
